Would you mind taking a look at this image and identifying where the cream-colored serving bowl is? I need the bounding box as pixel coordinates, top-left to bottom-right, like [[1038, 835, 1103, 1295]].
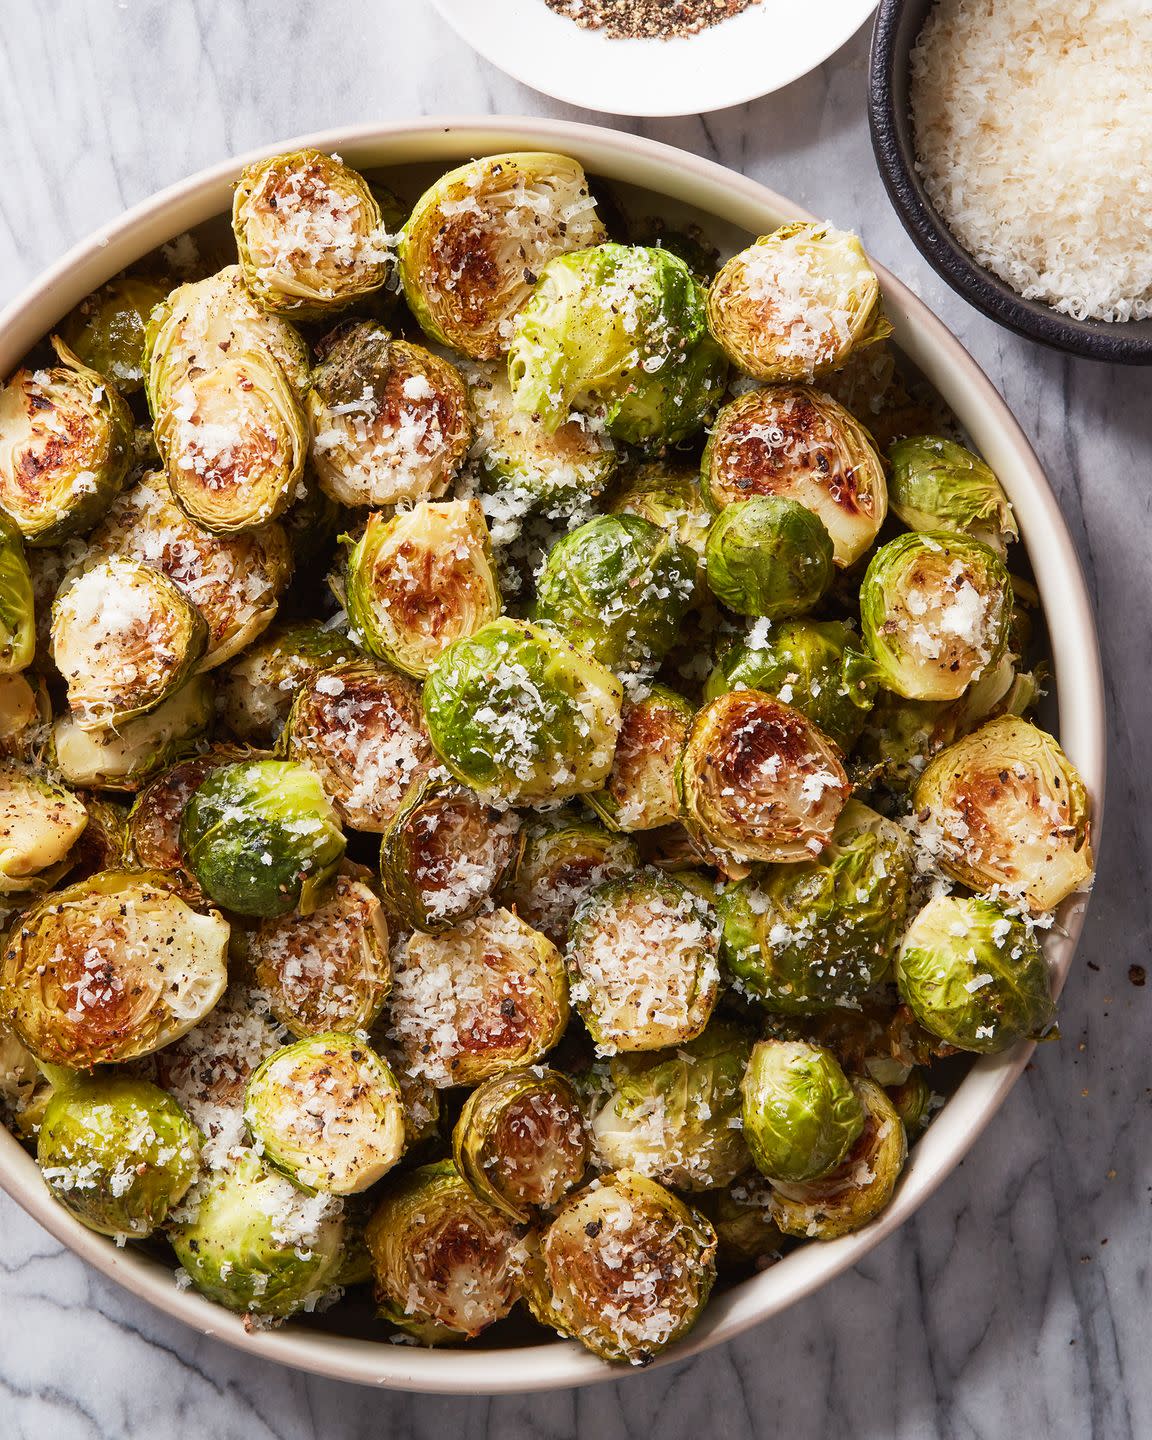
[[0, 118, 1104, 1393]]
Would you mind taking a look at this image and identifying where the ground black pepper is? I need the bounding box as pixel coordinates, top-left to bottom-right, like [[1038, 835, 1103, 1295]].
[[544, 0, 764, 40]]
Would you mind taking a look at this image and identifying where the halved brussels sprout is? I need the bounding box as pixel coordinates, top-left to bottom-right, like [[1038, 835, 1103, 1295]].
[[889, 435, 1018, 555], [365, 1159, 522, 1342], [0, 765, 88, 894], [0, 870, 229, 1066], [453, 1066, 589, 1220], [124, 750, 241, 875], [0, 336, 134, 544], [283, 659, 436, 833], [500, 812, 638, 947], [379, 774, 520, 933], [233, 149, 392, 317], [308, 322, 472, 508], [345, 500, 501, 678], [399, 152, 605, 360], [767, 1078, 906, 1240], [611, 463, 713, 575], [61, 274, 171, 393], [719, 800, 914, 1012], [83, 472, 293, 670], [181, 758, 346, 918], [218, 620, 358, 745], [702, 386, 887, 568], [704, 496, 834, 620], [897, 894, 1055, 1053], [37, 1075, 200, 1237], [51, 557, 208, 730], [0, 519, 35, 674], [50, 675, 214, 793], [590, 1021, 753, 1191], [0, 672, 49, 758], [705, 1172, 785, 1270], [244, 1033, 405, 1194], [170, 1151, 346, 1318], [569, 871, 720, 1054], [508, 243, 725, 448], [388, 909, 567, 1087], [145, 267, 310, 532], [860, 532, 1012, 702], [534, 514, 696, 676], [741, 1039, 863, 1184], [467, 361, 618, 515], [677, 690, 850, 865], [706, 618, 879, 754], [707, 223, 891, 382], [245, 868, 391, 1037], [912, 715, 1093, 911], [422, 619, 622, 805], [522, 1170, 716, 1365], [587, 686, 694, 833]]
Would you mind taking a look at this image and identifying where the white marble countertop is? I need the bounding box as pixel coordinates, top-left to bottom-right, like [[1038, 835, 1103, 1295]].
[[0, 3, 1146, 1437]]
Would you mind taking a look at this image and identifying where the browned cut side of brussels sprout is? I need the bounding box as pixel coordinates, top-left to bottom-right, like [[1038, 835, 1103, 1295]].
[[500, 814, 638, 948], [217, 620, 358, 745]]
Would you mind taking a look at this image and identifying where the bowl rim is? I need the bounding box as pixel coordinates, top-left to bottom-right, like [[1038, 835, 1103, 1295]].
[[0, 115, 1106, 1394], [867, 0, 1152, 365]]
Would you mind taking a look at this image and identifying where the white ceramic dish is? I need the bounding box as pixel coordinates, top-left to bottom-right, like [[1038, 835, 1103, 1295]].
[[0, 117, 1104, 1394], [428, 0, 878, 115]]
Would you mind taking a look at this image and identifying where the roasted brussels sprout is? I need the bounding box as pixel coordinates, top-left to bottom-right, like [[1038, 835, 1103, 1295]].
[[705, 1172, 784, 1270], [611, 463, 713, 575], [534, 514, 696, 674], [84, 472, 294, 670], [706, 618, 879, 754], [388, 908, 568, 1087], [588, 686, 694, 832], [124, 749, 242, 875], [379, 775, 520, 933], [0, 672, 49, 757], [453, 1066, 589, 1220], [897, 894, 1055, 1053], [0, 870, 229, 1066], [741, 1039, 863, 1184], [37, 1075, 200, 1237], [50, 674, 213, 793], [0, 766, 88, 894], [283, 658, 435, 832], [500, 812, 638, 947], [0, 336, 133, 544], [707, 223, 891, 382], [217, 620, 358, 745], [719, 800, 914, 1012], [181, 758, 346, 918], [0, 519, 35, 674], [888, 1068, 934, 1135], [61, 274, 171, 393], [145, 267, 309, 532], [345, 500, 501, 678], [365, 1159, 522, 1342], [522, 1170, 716, 1365], [569, 871, 720, 1054], [677, 690, 850, 865], [399, 152, 605, 360], [860, 532, 1012, 702], [702, 386, 886, 568], [422, 619, 622, 805], [509, 243, 725, 448], [912, 715, 1093, 911], [170, 1152, 346, 1318], [233, 149, 392, 317], [308, 322, 472, 509], [767, 1078, 906, 1240], [590, 1021, 753, 1191], [704, 496, 834, 620], [51, 558, 208, 730], [888, 435, 1017, 555], [244, 1033, 405, 1194], [245, 868, 391, 1037]]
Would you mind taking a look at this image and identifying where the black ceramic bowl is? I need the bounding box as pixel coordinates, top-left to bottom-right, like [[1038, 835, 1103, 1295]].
[[868, 0, 1152, 364]]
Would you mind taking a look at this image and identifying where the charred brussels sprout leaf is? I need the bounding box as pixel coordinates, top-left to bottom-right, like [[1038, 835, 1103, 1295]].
[[37, 1075, 200, 1237], [704, 496, 834, 619], [741, 1039, 863, 1184], [889, 435, 1017, 555], [707, 223, 891, 382], [588, 686, 694, 833], [181, 759, 346, 918], [61, 274, 171, 393], [500, 812, 638, 948], [399, 152, 605, 360], [0, 765, 88, 894], [218, 620, 358, 745], [345, 499, 501, 678]]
